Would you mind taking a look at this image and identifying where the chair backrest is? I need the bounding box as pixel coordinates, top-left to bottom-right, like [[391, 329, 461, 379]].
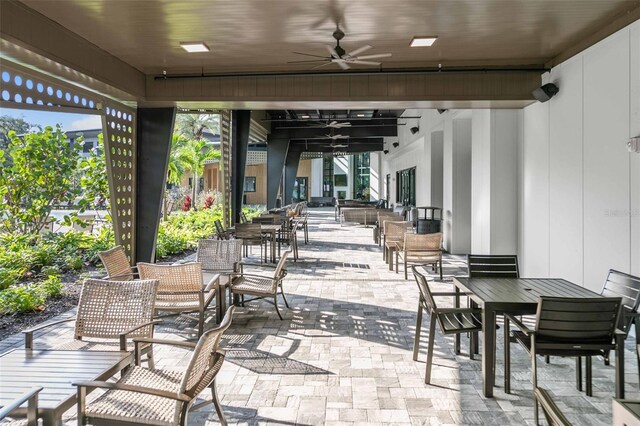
[[197, 239, 243, 272], [137, 262, 203, 294], [385, 221, 413, 241], [252, 216, 278, 224], [181, 306, 235, 396], [75, 278, 158, 339], [98, 245, 134, 280], [404, 233, 442, 251], [235, 222, 262, 239], [214, 220, 227, 239], [601, 269, 640, 332], [467, 254, 519, 278], [379, 213, 402, 225], [274, 249, 292, 280], [240, 212, 248, 223], [535, 296, 622, 344], [412, 266, 438, 313]]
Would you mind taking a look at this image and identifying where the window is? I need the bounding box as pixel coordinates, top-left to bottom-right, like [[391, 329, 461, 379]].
[[396, 167, 416, 206], [334, 174, 347, 187], [353, 152, 370, 200], [322, 154, 334, 197], [244, 176, 256, 192]]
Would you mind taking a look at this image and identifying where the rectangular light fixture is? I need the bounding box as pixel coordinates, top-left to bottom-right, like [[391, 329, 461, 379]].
[[300, 115, 310, 119], [180, 42, 210, 53], [410, 36, 438, 47], [356, 113, 366, 117]]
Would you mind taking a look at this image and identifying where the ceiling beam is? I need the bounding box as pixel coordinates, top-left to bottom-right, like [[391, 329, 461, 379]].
[[270, 122, 397, 139]]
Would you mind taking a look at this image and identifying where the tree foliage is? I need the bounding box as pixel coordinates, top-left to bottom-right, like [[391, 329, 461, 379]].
[[0, 115, 40, 150], [175, 114, 220, 140], [76, 133, 110, 221], [0, 126, 82, 234]]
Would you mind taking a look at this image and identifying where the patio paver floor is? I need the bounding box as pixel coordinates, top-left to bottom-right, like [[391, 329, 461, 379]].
[[2, 207, 638, 425]]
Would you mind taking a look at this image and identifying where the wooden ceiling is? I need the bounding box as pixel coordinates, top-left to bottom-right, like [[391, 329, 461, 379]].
[[18, 0, 640, 75]]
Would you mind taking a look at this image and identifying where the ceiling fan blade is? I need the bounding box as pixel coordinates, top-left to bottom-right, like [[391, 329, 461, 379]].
[[334, 59, 350, 70], [287, 59, 330, 64], [327, 121, 339, 127], [355, 53, 393, 60], [326, 45, 341, 59], [335, 122, 351, 127], [350, 60, 381, 66], [292, 51, 329, 59], [346, 45, 372, 58], [311, 61, 335, 70]]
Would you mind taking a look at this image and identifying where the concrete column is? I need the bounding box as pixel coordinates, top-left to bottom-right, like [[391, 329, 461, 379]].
[[266, 138, 289, 209], [430, 130, 444, 208], [443, 117, 472, 254], [231, 110, 250, 224], [471, 110, 519, 255]]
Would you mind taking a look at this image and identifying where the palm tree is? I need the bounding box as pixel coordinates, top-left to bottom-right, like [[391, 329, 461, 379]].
[[175, 114, 220, 140], [179, 138, 220, 209]]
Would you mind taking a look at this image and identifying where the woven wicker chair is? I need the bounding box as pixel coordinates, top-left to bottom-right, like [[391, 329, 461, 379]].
[[98, 245, 136, 280], [275, 218, 298, 261], [75, 306, 235, 426], [0, 387, 42, 426], [229, 250, 291, 320], [23, 279, 159, 367], [137, 262, 219, 337], [296, 211, 310, 244], [234, 223, 267, 263], [396, 233, 443, 280], [383, 221, 413, 269], [374, 213, 401, 246]]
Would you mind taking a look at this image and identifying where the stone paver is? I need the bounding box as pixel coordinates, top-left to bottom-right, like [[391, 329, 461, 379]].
[[2, 207, 638, 425]]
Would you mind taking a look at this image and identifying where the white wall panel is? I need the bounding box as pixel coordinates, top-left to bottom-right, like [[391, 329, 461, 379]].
[[521, 101, 550, 277], [548, 55, 584, 285], [471, 110, 492, 254], [583, 29, 630, 291], [630, 20, 640, 277]]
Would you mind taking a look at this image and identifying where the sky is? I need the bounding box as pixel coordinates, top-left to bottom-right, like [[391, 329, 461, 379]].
[[0, 107, 102, 132]]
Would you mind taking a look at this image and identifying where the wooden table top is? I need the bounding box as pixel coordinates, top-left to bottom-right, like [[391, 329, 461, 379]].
[[228, 224, 281, 232], [452, 277, 602, 312], [0, 349, 131, 411]]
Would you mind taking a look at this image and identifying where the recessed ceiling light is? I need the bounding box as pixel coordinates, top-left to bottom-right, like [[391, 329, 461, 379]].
[[356, 113, 366, 117], [410, 36, 438, 47], [180, 42, 210, 53], [300, 115, 310, 119]]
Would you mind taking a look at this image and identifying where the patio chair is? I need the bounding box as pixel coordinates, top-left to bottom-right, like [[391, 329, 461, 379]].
[[467, 254, 519, 278], [24, 278, 159, 367], [275, 218, 299, 261], [504, 297, 623, 424], [240, 211, 248, 223], [137, 262, 219, 337], [74, 306, 235, 426], [234, 223, 267, 263], [98, 245, 136, 280], [229, 249, 292, 320], [383, 221, 413, 269], [375, 213, 401, 246], [197, 239, 243, 319], [412, 266, 482, 384], [534, 388, 572, 426], [396, 232, 443, 280], [214, 219, 228, 240], [0, 387, 42, 426], [296, 211, 310, 244]]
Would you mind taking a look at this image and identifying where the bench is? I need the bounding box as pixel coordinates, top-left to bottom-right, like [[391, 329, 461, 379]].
[[308, 196, 335, 207]]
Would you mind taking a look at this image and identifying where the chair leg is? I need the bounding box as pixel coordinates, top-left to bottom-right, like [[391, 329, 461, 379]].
[[404, 260, 408, 280], [545, 355, 550, 364], [576, 357, 583, 392], [504, 317, 510, 393], [395, 250, 399, 273], [532, 350, 539, 425], [425, 314, 437, 384], [147, 350, 155, 369], [439, 259, 443, 280], [198, 310, 204, 337], [586, 356, 593, 396], [413, 302, 423, 361], [274, 295, 284, 320], [211, 379, 227, 426], [280, 285, 290, 308]]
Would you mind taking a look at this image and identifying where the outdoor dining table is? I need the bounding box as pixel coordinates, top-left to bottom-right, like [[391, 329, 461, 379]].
[[0, 348, 132, 425], [451, 277, 621, 398], [227, 224, 282, 263]]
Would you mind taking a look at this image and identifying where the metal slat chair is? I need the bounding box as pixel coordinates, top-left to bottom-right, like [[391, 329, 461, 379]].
[[412, 266, 482, 384], [214, 220, 228, 240], [534, 387, 573, 426], [75, 307, 235, 426], [467, 254, 519, 278], [505, 297, 623, 424]]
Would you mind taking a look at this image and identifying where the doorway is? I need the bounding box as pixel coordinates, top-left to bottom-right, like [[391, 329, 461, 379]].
[[292, 177, 308, 202]]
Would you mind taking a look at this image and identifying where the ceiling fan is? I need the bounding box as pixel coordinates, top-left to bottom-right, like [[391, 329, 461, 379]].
[[289, 28, 392, 70], [325, 133, 349, 140]]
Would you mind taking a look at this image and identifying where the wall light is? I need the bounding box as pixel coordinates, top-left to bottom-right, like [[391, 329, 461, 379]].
[[410, 126, 419, 134], [392, 141, 400, 148], [383, 149, 389, 154]]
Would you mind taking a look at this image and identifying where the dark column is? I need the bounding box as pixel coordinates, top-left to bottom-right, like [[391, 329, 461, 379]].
[[284, 149, 303, 205], [135, 107, 176, 263], [266, 138, 289, 209], [231, 110, 251, 224]]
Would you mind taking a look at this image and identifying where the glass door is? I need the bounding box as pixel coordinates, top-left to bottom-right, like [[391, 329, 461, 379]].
[[292, 177, 308, 202]]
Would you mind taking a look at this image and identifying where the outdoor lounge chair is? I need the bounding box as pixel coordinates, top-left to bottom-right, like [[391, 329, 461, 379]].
[[98, 245, 136, 280], [0, 387, 42, 426], [534, 387, 572, 426], [229, 249, 291, 320], [383, 221, 413, 269], [74, 306, 235, 426], [504, 297, 623, 424], [24, 278, 159, 367], [396, 232, 443, 280], [234, 223, 267, 263], [197, 239, 243, 321], [412, 266, 481, 384], [137, 262, 219, 337]]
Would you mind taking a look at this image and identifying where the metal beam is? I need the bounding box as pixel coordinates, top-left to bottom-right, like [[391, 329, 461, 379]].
[[231, 110, 251, 224], [270, 122, 397, 139], [266, 138, 289, 209], [136, 107, 176, 263], [284, 149, 303, 206]]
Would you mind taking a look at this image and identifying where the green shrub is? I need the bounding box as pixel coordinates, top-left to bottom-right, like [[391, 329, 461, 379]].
[[65, 255, 84, 271], [38, 275, 63, 298], [40, 265, 61, 278], [0, 284, 44, 313], [0, 267, 22, 291]]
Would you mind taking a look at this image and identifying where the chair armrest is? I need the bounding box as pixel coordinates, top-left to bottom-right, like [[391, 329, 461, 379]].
[[436, 308, 482, 315], [133, 337, 197, 349], [203, 274, 220, 292], [73, 381, 191, 402], [0, 387, 42, 419], [23, 318, 75, 349], [240, 261, 278, 269], [431, 292, 470, 297], [103, 271, 139, 280], [505, 313, 534, 335], [118, 320, 163, 350]]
